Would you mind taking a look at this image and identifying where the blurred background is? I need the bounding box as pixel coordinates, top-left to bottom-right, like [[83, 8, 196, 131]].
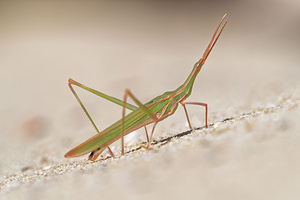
[[0, 0, 300, 198]]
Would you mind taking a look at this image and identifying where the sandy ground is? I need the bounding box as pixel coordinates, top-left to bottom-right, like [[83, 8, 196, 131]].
[[0, 1, 300, 199]]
